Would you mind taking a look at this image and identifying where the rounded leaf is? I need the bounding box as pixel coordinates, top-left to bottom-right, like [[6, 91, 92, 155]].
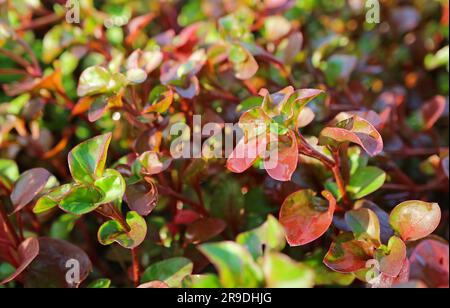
[[345, 208, 381, 244], [98, 211, 147, 249], [68, 133, 112, 184], [94, 169, 126, 204], [389, 201, 441, 242], [11, 168, 52, 213], [279, 190, 336, 246]]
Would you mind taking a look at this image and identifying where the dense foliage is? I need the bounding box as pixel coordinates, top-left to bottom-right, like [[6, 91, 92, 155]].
[[0, 0, 449, 288]]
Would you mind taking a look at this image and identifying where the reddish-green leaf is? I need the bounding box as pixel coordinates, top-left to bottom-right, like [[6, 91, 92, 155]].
[[375, 236, 407, 278], [324, 233, 373, 273], [320, 115, 383, 157], [98, 211, 147, 249], [389, 200, 441, 242], [279, 190, 336, 246], [68, 133, 112, 184], [265, 131, 298, 182]]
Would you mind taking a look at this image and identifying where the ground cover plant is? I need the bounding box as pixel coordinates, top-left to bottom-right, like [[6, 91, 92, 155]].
[[0, 0, 449, 289]]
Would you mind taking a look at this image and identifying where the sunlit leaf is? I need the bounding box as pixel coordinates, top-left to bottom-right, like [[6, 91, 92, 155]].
[[68, 133, 112, 184], [98, 211, 147, 249], [389, 200, 441, 242], [199, 241, 263, 288], [141, 257, 193, 288], [263, 252, 315, 288], [280, 190, 336, 246]]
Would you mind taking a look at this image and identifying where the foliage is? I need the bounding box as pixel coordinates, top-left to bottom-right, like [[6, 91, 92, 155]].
[[0, 0, 448, 289]]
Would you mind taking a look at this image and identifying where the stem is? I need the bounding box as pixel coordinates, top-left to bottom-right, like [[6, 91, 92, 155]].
[[131, 247, 140, 288], [297, 132, 352, 209], [330, 148, 352, 209]]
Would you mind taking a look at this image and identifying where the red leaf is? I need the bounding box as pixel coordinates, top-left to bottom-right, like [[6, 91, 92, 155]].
[[227, 134, 268, 174], [265, 131, 298, 182], [279, 190, 336, 246], [185, 218, 227, 244], [410, 239, 449, 288], [1, 238, 39, 285], [376, 236, 407, 278], [324, 233, 373, 273], [125, 180, 158, 217], [320, 115, 383, 157], [10, 168, 52, 214], [421, 96, 446, 130]]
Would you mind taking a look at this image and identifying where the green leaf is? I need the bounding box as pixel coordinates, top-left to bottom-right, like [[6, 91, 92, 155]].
[[126, 68, 147, 84], [68, 133, 112, 184], [345, 208, 381, 244], [236, 215, 286, 259], [94, 169, 126, 203], [50, 213, 79, 240], [0, 159, 19, 189], [199, 242, 263, 288], [347, 166, 386, 199], [77, 66, 110, 97], [59, 185, 104, 215], [263, 253, 315, 288], [34, 184, 73, 214], [98, 211, 147, 249], [389, 200, 441, 242], [184, 274, 222, 288], [141, 257, 193, 288], [87, 279, 111, 288]]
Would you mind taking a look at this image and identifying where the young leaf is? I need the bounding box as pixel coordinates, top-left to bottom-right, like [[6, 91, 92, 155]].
[[279, 190, 336, 246], [68, 133, 112, 184], [11, 168, 52, 213], [199, 241, 263, 288], [94, 169, 126, 204], [124, 180, 158, 216], [263, 252, 315, 288], [264, 131, 299, 182], [375, 236, 407, 278], [389, 201, 441, 241], [34, 184, 73, 214], [59, 185, 104, 215], [98, 211, 147, 249], [347, 166, 386, 199], [141, 257, 193, 288]]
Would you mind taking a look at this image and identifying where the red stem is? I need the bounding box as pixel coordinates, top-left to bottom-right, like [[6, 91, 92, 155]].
[[131, 247, 140, 288]]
